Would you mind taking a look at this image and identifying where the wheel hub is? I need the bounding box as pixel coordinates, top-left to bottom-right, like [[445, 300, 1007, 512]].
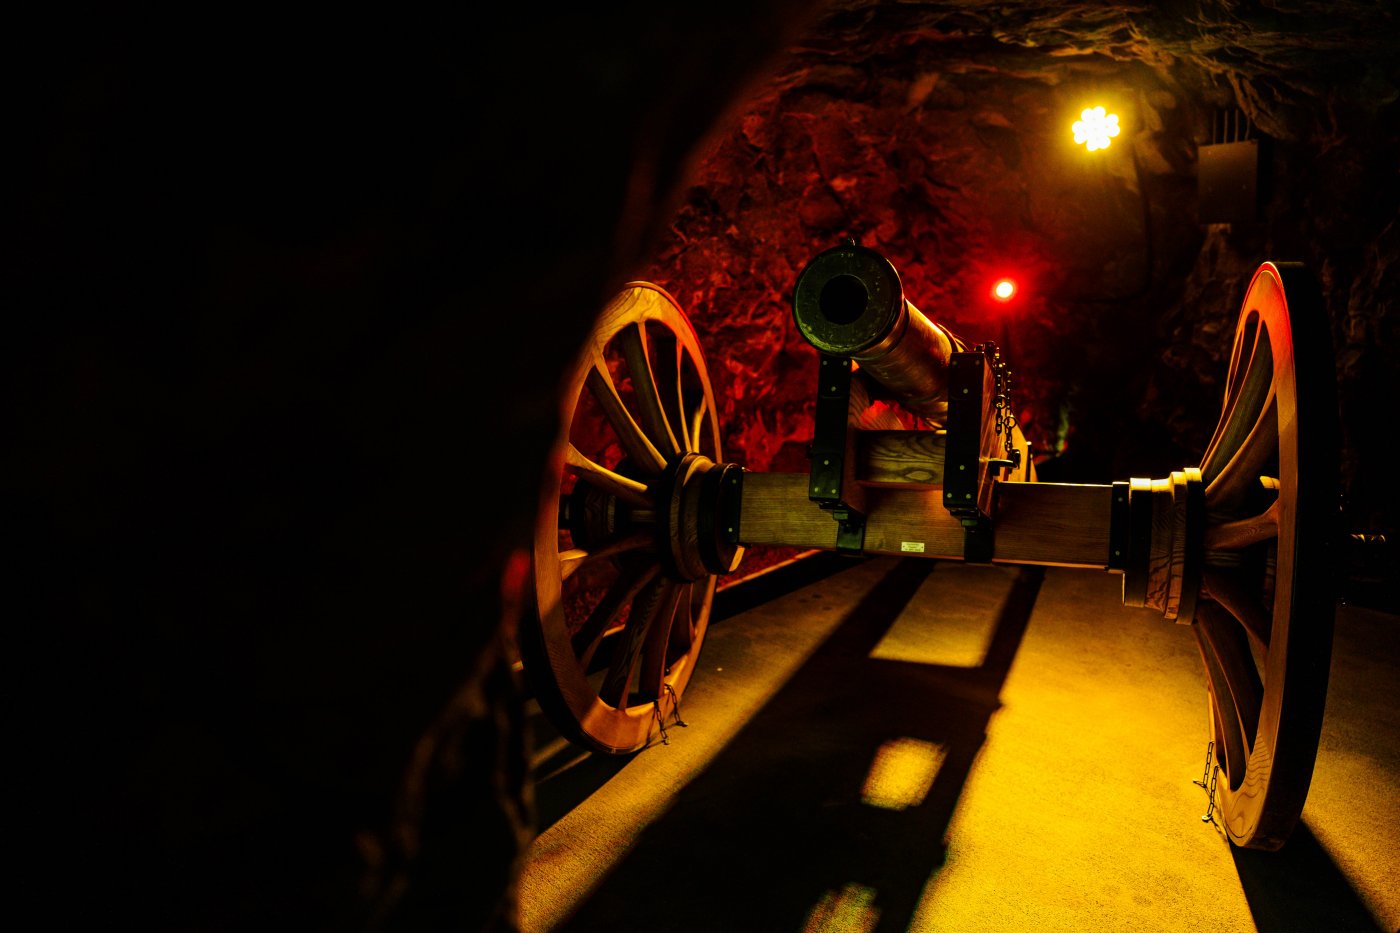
[[1121, 468, 1206, 623], [657, 452, 744, 582]]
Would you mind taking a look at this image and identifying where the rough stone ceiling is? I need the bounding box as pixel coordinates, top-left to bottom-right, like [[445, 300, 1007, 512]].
[[785, 1, 1399, 140]]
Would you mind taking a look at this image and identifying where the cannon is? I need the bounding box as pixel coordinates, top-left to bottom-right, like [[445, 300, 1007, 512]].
[[517, 239, 1338, 851]]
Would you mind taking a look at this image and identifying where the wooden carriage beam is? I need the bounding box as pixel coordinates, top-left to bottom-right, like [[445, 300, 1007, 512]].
[[738, 472, 1114, 570]]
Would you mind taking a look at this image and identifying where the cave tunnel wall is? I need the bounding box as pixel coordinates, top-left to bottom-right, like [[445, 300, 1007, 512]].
[[636, 1, 1399, 547]]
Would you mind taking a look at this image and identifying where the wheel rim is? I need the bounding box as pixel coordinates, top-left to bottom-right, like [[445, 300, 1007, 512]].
[[1195, 262, 1338, 849], [522, 283, 737, 755]]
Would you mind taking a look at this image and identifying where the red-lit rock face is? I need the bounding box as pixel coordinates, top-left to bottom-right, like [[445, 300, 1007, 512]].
[[641, 58, 1201, 481]]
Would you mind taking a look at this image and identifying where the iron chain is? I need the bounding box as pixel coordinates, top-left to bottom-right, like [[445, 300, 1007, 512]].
[[977, 343, 1018, 461]]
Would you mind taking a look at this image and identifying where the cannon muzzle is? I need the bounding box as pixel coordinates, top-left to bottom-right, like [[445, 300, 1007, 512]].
[[792, 240, 963, 420]]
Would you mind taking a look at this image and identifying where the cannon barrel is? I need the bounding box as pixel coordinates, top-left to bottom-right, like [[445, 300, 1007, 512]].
[[792, 241, 965, 420]]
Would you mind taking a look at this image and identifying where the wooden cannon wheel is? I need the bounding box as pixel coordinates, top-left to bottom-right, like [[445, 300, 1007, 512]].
[[1194, 262, 1339, 849], [519, 283, 740, 755]]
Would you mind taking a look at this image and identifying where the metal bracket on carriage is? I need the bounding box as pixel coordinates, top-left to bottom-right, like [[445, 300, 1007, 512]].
[[945, 347, 1003, 563], [807, 353, 868, 555]]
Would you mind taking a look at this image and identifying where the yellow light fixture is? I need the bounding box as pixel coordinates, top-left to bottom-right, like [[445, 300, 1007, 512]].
[[1073, 106, 1120, 151]]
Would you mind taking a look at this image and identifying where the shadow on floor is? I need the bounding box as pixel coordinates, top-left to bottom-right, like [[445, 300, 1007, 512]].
[[536, 559, 1045, 932], [709, 551, 871, 624], [1232, 822, 1390, 933], [525, 551, 869, 832]]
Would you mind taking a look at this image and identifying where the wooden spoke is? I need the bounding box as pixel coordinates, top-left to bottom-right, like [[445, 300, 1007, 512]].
[[560, 528, 656, 582], [1205, 393, 1278, 513], [1219, 320, 1262, 421], [1205, 500, 1279, 551], [1195, 621, 1251, 789], [637, 581, 688, 702], [619, 322, 681, 458], [1197, 601, 1263, 753], [661, 337, 693, 454], [1202, 568, 1272, 650], [1209, 704, 1229, 788], [1198, 319, 1265, 467], [600, 577, 678, 709], [1201, 319, 1266, 479], [688, 399, 710, 457], [520, 283, 724, 755], [669, 583, 696, 656], [570, 560, 659, 670], [564, 444, 652, 508], [586, 346, 667, 475]]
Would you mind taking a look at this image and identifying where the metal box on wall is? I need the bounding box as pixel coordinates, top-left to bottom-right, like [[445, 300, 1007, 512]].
[[1198, 139, 1260, 225]]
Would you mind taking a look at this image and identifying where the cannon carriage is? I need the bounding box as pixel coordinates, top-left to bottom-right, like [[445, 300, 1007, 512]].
[[516, 240, 1338, 852]]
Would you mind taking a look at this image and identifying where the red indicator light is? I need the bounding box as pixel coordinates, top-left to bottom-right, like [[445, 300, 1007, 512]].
[[992, 279, 1016, 302]]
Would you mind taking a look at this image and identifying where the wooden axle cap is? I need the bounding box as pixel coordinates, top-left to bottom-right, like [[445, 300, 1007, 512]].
[[1122, 468, 1205, 623]]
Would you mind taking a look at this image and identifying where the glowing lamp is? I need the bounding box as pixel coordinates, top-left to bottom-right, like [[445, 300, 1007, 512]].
[[1073, 106, 1120, 152], [992, 278, 1017, 302]]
